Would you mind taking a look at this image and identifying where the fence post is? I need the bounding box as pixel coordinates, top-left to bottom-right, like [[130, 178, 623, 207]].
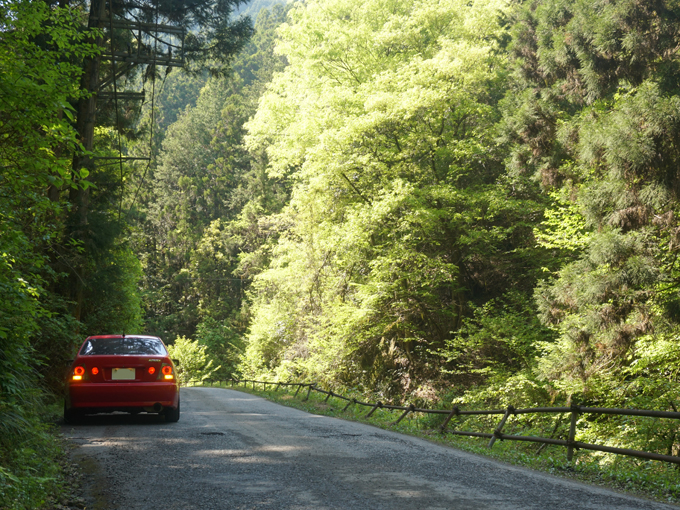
[[304, 384, 314, 401], [488, 406, 514, 449], [342, 398, 356, 412], [324, 390, 333, 403], [294, 384, 302, 398], [276, 382, 281, 391], [440, 406, 460, 433], [567, 404, 580, 461], [366, 401, 383, 418], [393, 404, 415, 425]]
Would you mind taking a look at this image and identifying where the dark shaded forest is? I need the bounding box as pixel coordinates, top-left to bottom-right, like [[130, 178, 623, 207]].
[[2, 0, 680, 506]]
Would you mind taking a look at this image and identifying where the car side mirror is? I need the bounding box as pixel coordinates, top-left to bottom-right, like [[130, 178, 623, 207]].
[[172, 359, 180, 366]]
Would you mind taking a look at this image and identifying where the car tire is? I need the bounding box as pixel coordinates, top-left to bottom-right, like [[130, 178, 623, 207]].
[[164, 398, 180, 423], [64, 401, 80, 425]]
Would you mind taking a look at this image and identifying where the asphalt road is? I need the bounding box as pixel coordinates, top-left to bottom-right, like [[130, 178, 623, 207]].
[[61, 387, 678, 510]]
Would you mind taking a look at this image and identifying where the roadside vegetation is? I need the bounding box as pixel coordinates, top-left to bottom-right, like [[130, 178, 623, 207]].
[[3, 0, 680, 506]]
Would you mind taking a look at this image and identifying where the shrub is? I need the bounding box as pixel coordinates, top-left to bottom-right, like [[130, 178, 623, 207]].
[[167, 336, 220, 384]]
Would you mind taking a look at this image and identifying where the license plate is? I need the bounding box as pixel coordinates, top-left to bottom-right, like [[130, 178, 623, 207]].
[[112, 368, 136, 380]]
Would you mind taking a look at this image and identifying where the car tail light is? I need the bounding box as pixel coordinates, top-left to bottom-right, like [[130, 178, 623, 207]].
[[73, 366, 85, 381], [91, 367, 99, 375], [148, 367, 156, 375], [162, 365, 173, 380]]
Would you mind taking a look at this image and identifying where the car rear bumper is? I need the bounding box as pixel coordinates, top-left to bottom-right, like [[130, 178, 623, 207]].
[[68, 382, 179, 410]]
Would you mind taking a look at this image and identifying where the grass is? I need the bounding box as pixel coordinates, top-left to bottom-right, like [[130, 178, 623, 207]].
[[0, 401, 84, 510], [196, 379, 680, 506]]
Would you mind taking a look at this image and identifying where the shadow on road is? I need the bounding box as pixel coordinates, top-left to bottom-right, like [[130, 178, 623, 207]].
[[63, 412, 168, 427]]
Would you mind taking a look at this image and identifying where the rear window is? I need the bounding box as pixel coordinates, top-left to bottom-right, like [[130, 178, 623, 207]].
[[80, 337, 167, 356]]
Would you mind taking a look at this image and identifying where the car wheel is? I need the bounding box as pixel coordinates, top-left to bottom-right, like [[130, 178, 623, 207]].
[[164, 398, 180, 423], [64, 401, 80, 425]]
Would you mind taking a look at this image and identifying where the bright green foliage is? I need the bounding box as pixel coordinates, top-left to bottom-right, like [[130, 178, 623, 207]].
[[241, 0, 548, 392], [534, 189, 590, 252], [167, 335, 220, 384]]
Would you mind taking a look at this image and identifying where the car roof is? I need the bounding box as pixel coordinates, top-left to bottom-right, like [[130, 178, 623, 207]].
[[84, 335, 162, 340]]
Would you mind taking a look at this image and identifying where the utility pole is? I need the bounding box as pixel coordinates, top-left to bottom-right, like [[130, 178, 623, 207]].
[[69, 0, 185, 320]]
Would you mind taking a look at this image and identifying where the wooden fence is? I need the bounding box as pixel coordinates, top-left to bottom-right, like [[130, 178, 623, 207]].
[[189, 378, 680, 466]]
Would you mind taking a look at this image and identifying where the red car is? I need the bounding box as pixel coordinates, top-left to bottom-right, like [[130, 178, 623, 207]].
[[65, 335, 180, 423]]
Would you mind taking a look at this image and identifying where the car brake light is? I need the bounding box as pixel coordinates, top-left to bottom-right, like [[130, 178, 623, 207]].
[[162, 365, 173, 380], [91, 367, 99, 375], [73, 366, 85, 381], [148, 367, 156, 375]]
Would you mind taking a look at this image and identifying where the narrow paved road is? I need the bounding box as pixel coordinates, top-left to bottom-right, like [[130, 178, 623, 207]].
[[61, 387, 677, 510]]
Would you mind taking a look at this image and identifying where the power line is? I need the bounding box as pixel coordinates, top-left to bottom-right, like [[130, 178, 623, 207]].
[[171, 277, 247, 282], [125, 0, 165, 219], [88, 1, 182, 220]]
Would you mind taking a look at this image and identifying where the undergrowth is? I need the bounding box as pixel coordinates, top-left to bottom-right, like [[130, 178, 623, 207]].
[[0, 401, 74, 510], [198, 380, 680, 506]]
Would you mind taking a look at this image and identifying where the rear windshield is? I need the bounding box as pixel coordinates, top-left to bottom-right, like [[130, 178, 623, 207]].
[[80, 337, 167, 356]]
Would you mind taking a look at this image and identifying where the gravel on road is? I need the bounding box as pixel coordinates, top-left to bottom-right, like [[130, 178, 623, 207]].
[[61, 387, 679, 510]]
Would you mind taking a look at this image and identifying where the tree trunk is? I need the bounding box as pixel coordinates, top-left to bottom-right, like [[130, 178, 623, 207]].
[[69, 0, 107, 320]]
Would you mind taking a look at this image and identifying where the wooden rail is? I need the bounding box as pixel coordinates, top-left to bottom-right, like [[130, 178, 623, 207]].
[[188, 377, 680, 466]]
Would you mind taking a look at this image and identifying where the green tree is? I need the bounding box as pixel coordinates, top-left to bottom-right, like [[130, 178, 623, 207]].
[[54, 0, 255, 335], [195, 317, 244, 379], [241, 0, 545, 393], [0, 0, 95, 410], [167, 335, 219, 384], [134, 5, 290, 341], [155, 71, 209, 137], [0, 1, 99, 506], [501, 0, 680, 399]]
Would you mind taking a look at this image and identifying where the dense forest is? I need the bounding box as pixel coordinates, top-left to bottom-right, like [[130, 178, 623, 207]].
[[3, 0, 680, 506]]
